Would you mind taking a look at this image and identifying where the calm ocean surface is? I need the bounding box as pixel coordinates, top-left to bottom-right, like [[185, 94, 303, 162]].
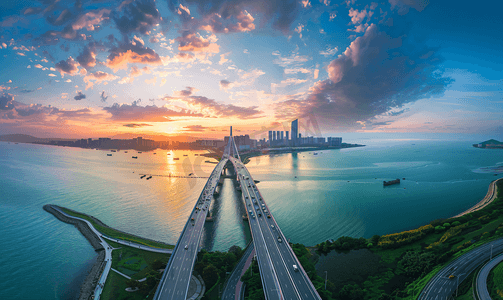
[[1, 139, 502, 299]]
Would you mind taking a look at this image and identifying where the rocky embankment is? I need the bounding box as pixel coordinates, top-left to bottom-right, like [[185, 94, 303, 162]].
[[43, 204, 105, 300]]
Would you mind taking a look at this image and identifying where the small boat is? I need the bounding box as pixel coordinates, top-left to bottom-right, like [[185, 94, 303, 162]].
[[173, 157, 180, 160], [107, 154, 112, 156], [383, 179, 400, 186], [313, 152, 318, 155], [132, 156, 138, 159], [183, 154, 188, 156], [111, 150, 116, 152], [138, 151, 142, 153], [153, 153, 156, 154], [189, 173, 194, 176], [125, 151, 128, 153]]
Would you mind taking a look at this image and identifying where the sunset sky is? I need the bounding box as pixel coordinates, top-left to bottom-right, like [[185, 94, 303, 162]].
[[0, 0, 502, 140]]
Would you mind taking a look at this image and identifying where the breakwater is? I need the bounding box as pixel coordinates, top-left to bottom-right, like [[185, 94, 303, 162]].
[[43, 204, 105, 300]]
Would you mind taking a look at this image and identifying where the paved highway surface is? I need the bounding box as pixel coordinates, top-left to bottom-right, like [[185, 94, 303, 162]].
[[222, 243, 255, 300], [419, 238, 503, 300], [229, 150, 321, 300], [153, 141, 232, 300], [476, 251, 503, 299]]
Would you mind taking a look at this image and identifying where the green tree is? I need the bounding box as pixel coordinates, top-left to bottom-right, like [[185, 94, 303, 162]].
[[151, 259, 165, 270], [202, 264, 219, 288], [371, 235, 380, 245]]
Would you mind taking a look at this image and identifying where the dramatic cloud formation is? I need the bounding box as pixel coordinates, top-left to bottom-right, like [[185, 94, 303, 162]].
[[164, 87, 263, 119], [55, 57, 79, 76], [274, 23, 453, 128], [77, 43, 102, 70], [0, 94, 15, 110], [167, 0, 299, 33], [103, 100, 203, 122], [74, 91, 86, 100], [113, 0, 161, 35], [106, 44, 163, 71], [176, 32, 220, 53]]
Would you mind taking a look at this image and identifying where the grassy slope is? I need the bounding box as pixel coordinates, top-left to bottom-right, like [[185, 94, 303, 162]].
[[60, 207, 174, 249]]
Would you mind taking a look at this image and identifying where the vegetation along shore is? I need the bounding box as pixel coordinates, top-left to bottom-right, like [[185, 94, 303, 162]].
[[45, 178, 502, 299]]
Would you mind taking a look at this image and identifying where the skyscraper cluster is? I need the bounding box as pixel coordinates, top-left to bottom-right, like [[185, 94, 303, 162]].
[[268, 119, 342, 148]]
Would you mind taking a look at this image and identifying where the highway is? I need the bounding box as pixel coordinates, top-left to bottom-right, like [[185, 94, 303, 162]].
[[229, 140, 322, 300], [221, 243, 255, 300], [153, 141, 231, 300], [476, 252, 503, 299], [419, 238, 503, 300]]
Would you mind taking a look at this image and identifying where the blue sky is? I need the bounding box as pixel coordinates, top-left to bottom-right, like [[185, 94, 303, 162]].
[[0, 0, 501, 140]]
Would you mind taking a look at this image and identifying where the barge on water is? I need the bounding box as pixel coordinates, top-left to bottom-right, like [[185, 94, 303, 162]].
[[383, 178, 400, 186]]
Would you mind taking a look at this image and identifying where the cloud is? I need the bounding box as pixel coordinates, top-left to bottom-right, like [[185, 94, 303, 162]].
[[34, 64, 43, 69], [83, 71, 119, 89], [74, 91, 86, 100], [0, 94, 15, 110], [389, 0, 428, 15], [348, 8, 368, 24], [199, 10, 256, 33], [77, 43, 103, 70], [167, 0, 299, 33], [118, 65, 152, 84], [46, 9, 73, 26], [219, 80, 232, 90], [272, 51, 310, 67], [103, 99, 203, 122], [123, 123, 153, 128], [274, 23, 453, 129], [176, 32, 220, 53], [101, 91, 108, 102], [284, 68, 311, 74], [219, 52, 231, 65], [183, 125, 207, 131], [55, 57, 79, 77], [271, 78, 308, 93], [106, 43, 163, 71], [72, 8, 111, 31], [164, 87, 263, 119], [113, 0, 161, 35], [319, 46, 338, 57], [174, 87, 198, 97]]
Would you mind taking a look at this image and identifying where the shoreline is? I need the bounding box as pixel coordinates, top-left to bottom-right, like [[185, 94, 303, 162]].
[[43, 204, 105, 300], [452, 177, 502, 218]]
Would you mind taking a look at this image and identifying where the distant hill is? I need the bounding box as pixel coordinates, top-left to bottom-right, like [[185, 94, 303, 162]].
[[473, 139, 503, 148], [0, 134, 44, 143], [0, 134, 75, 143]]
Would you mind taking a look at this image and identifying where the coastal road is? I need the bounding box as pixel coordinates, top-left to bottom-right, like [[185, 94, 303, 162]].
[[100, 235, 172, 254], [476, 252, 503, 299], [221, 243, 255, 300], [154, 140, 232, 300], [453, 178, 501, 218], [51, 205, 112, 300], [230, 153, 322, 300], [419, 238, 503, 300]]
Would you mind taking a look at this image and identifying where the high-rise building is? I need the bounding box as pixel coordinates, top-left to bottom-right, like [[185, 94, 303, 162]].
[[273, 131, 276, 141], [286, 131, 289, 141], [268, 131, 273, 144], [291, 119, 298, 146], [280, 131, 284, 141]]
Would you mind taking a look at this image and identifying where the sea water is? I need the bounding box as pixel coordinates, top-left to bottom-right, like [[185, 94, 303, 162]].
[[0, 139, 501, 299]]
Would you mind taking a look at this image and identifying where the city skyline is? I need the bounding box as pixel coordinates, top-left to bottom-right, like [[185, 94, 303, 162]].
[[1, 0, 502, 140]]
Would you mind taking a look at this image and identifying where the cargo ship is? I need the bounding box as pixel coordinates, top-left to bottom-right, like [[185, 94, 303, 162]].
[[383, 178, 400, 186]]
